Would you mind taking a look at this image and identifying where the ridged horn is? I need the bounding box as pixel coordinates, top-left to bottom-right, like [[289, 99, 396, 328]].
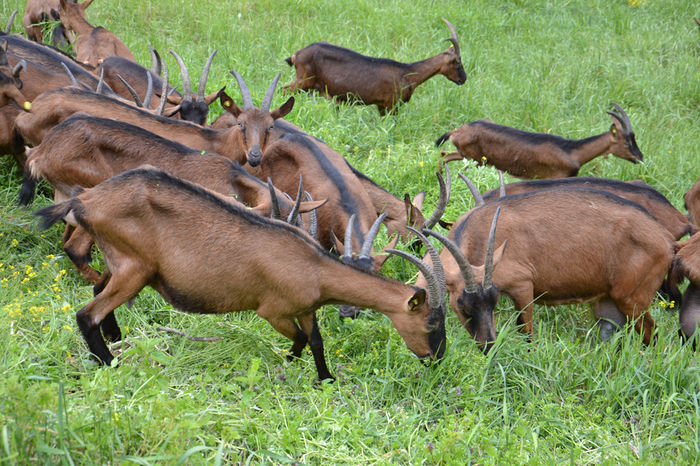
[[458, 173, 484, 206], [423, 228, 479, 293], [196, 50, 217, 102], [229, 70, 254, 110], [261, 72, 281, 111], [116, 74, 143, 107], [424, 165, 451, 229], [482, 206, 501, 288], [61, 62, 79, 87], [343, 214, 357, 262], [267, 178, 282, 220], [442, 18, 461, 56], [607, 103, 633, 135], [286, 174, 304, 225], [359, 213, 388, 261], [170, 50, 191, 101]]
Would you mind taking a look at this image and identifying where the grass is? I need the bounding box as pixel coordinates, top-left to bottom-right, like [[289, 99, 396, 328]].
[[1, 0, 699, 463]]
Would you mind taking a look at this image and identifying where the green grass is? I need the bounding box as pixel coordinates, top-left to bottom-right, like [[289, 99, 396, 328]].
[[1, 0, 699, 463]]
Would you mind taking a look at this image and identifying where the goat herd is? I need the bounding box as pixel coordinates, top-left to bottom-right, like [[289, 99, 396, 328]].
[[0, 1, 698, 383]]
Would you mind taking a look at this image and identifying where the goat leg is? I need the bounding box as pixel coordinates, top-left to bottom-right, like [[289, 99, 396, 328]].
[[298, 312, 334, 382], [593, 298, 626, 342], [64, 225, 102, 284]]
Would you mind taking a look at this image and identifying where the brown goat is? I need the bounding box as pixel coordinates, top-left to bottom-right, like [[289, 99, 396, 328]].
[[417, 186, 677, 352], [23, 0, 71, 48], [684, 178, 700, 226], [34, 167, 447, 380], [436, 104, 643, 179], [481, 177, 695, 241], [672, 232, 700, 346], [283, 18, 466, 114], [58, 0, 136, 67], [19, 113, 323, 282]]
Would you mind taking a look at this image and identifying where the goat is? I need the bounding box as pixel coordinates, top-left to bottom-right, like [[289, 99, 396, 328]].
[[436, 103, 643, 179], [23, 0, 71, 48], [0, 46, 30, 109], [685, 178, 700, 226], [481, 177, 695, 241], [417, 185, 677, 353], [671, 232, 700, 347], [283, 18, 466, 114], [19, 113, 324, 282], [58, 0, 136, 67], [34, 167, 447, 380]]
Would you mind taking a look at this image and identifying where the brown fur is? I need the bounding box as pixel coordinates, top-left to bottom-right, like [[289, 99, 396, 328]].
[[35, 167, 446, 379], [437, 113, 643, 179], [684, 178, 700, 226], [23, 0, 71, 47]]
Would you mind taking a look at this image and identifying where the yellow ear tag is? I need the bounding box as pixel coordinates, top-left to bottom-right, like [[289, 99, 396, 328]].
[[23, 101, 31, 110], [611, 127, 616, 134], [224, 101, 231, 107]]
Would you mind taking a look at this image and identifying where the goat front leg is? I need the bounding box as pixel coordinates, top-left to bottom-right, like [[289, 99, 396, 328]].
[[593, 299, 626, 342], [509, 284, 536, 338], [297, 312, 334, 382]]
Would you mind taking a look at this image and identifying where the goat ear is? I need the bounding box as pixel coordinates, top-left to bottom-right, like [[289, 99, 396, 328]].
[[204, 86, 225, 105], [81, 0, 95, 10], [407, 289, 427, 313], [372, 234, 400, 272], [493, 240, 507, 267], [438, 219, 453, 230], [219, 90, 242, 117], [298, 198, 328, 213], [609, 121, 622, 139], [271, 97, 294, 119]]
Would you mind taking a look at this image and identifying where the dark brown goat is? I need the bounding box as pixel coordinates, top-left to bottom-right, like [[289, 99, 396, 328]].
[[19, 114, 322, 282], [58, 0, 136, 67], [684, 178, 700, 226], [34, 167, 447, 380], [481, 177, 695, 241], [436, 104, 643, 179], [417, 187, 677, 352], [283, 18, 466, 114], [23, 0, 71, 48]]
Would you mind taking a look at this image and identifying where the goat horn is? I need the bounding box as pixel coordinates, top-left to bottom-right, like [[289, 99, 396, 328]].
[[343, 214, 356, 262], [412, 227, 446, 302], [305, 191, 318, 239], [156, 58, 169, 115], [359, 213, 388, 260], [196, 49, 217, 102], [170, 50, 192, 101], [459, 173, 484, 206], [286, 174, 304, 225], [116, 74, 143, 107], [0, 40, 8, 66], [95, 67, 104, 94], [498, 171, 506, 198], [442, 17, 461, 57], [423, 228, 479, 293], [11, 59, 26, 78], [607, 102, 633, 135], [482, 206, 501, 288], [261, 72, 281, 112], [386, 244, 445, 309], [230, 70, 254, 110], [143, 71, 154, 109], [5, 10, 17, 34], [424, 165, 451, 229], [148, 46, 162, 77], [267, 178, 282, 220], [61, 62, 79, 87]]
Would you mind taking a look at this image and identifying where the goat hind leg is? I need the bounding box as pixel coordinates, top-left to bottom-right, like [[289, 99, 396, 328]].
[[297, 312, 333, 382], [64, 225, 102, 284], [593, 299, 626, 342]]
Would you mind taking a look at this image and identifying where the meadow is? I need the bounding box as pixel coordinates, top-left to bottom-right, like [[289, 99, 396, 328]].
[[0, 0, 699, 463]]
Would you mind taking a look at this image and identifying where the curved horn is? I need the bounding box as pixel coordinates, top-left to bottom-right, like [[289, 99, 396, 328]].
[[229, 70, 254, 110], [343, 214, 357, 262], [0, 40, 8, 66], [482, 207, 501, 288], [386, 240, 445, 309], [424, 165, 451, 229], [305, 191, 318, 239], [170, 50, 192, 101], [143, 71, 154, 109], [410, 227, 446, 301], [607, 103, 633, 134], [148, 46, 162, 76], [267, 178, 282, 220], [196, 49, 217, 102], [94, 67, 105, 93], [441, 17, 461, 56], [116, 74, 143, 107], [156, 58, 169, 115], [423, 228, 479, 293], [61, 62, 79, 87], [286, 174, 304, 225], [261, 72, 281, 112], [359, 213, 388, 260], [498, 171, 506, 198], [458, 173, 484, 206], [5, 10, 17, 34], [11, 59, 26, 78]]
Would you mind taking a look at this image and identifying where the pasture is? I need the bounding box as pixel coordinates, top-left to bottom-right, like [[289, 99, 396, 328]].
[[0, 0, 698, 463]]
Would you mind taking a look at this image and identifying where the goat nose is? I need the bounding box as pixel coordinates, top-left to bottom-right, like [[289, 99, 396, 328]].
[[248, 146, 263, 167]]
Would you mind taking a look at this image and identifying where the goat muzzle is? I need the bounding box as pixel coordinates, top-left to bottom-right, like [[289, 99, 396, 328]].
[[247, 146, 263, 167]]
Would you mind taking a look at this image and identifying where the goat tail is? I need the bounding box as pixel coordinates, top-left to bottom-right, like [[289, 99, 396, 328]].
[[17, 169, 38, 206], [435, 131, 451, 148], [285, 54, 295, 66], [33, 199, 77, 231]]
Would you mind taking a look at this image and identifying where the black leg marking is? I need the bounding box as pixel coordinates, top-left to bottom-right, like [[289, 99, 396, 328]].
[[100, 311, 122, 343], [309, 315, 334, 382], [76, 308, 114, 366]]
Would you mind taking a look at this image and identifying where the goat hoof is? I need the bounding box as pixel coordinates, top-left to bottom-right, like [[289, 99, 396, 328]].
[[338, 305, 362, 319]]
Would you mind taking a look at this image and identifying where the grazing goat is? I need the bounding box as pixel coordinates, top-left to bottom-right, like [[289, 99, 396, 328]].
[[19, 114, 323, 282], [34, 167, 447, 380], [671, 232, 700, 347], [23, 0, 71, 48], [58, 0, 136, 67], [436, 103, 643, 179], [685, 178, 700, 226], [283, 18, 466, 114], [481, 177, 695, 241], [417, 186, 677, 352]]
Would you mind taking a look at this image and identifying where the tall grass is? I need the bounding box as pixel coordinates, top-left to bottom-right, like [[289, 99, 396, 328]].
[[1, 0, 698, 463]]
